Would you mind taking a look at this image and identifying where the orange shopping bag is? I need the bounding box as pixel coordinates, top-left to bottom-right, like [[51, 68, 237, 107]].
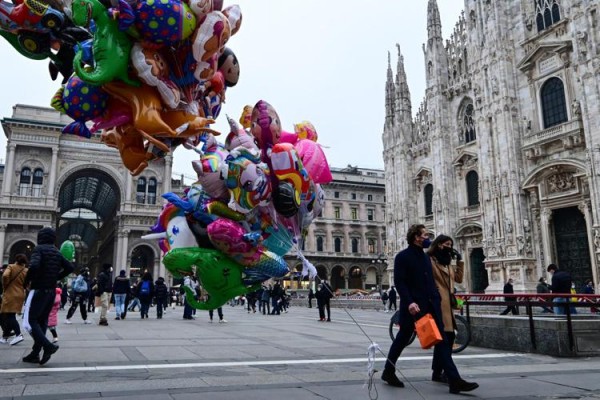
[[415, 313, 443, 349]]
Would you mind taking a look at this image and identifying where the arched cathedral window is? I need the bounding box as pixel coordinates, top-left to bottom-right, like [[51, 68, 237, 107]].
[[32, 168, 44, 197], [147, 178, 157, 205], [466, 170, 480, 206], [424, 184, 433, 216], [462, 103, 476, 143], [351, 238, 359, 253], [535, 0, 561, 32], [334, 237, 342, 253], [19, 167, 31, 196], [316, 236, 324, 252], [541, 77, 568, 129]]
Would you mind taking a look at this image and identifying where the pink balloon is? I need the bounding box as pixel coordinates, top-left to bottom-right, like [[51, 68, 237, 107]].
[[295, 139, 332, 184], [278, 130, 298, 145], [207, 218, 262, 266]]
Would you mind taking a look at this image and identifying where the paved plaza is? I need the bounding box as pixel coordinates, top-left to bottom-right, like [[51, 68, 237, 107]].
[[1, 304, 600, 399]]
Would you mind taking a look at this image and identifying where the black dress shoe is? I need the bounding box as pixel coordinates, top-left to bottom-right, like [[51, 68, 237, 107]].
[[432, 371, 448, 383], [22, 352, 40, 363], [449, 379, 479, 394], [381, 369, 405, 388], [40, 344, 59, 365]]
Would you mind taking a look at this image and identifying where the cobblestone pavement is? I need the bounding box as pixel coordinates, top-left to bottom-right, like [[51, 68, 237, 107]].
[[1, 305, 599, 399]]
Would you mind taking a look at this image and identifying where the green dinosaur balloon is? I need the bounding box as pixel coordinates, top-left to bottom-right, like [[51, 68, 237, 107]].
[[71, 0, 139, 86], [163, 247, 261, 310], [60, 240, 75, 262]]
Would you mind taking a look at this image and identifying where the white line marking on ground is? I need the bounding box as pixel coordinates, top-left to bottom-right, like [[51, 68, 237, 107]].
[[0, 353, 524, 374]]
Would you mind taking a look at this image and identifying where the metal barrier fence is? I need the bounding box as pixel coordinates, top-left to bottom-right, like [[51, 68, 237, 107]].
[[458, 293, 600, 352]]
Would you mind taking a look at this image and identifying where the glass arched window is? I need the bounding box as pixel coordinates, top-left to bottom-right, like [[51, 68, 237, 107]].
[[541, 77, 568, 129], [316, 236, 324, 252], [19, 167, 31, 196], [535, 0, 561, 32], [31, 168, 44, 197], [466, 170, 480, 206], [334, 237, 342, 253], [424, 184, 433, 216], [136, 177, 146, 203], [462, 103, 476, 143], [351, 238, 359, 253], [147, 178, 157, 205]]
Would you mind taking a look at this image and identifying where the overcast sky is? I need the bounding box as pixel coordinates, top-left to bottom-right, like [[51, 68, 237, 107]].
[[0, 0, 464, 177]]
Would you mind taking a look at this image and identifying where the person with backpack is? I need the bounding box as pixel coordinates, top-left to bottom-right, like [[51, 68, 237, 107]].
[[154, 277, 168, 319], [112, 270, 131, 320], [136, 272, 154, 319], [96, 264, 113, 326], [65, 268, 92, 325]]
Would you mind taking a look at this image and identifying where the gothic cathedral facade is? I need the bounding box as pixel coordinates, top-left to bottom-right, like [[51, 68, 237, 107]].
[[383, 0, 600, 292]]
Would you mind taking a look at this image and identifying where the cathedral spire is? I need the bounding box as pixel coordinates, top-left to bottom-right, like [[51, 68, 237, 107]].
[[385, 51, 396, 124], [395, 44, 412, 117], [427, 0, 443, 42]]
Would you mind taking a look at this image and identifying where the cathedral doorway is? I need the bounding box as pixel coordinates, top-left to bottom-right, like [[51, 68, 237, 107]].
[[553, 206, 592, 287], [330, 265, 344, 291], [8, 240, 35, 263], [469, 248, 488, 293], [57, 169, 121, 275]]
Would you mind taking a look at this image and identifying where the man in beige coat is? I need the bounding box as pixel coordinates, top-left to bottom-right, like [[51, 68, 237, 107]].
[[1, 254, 29, 345]]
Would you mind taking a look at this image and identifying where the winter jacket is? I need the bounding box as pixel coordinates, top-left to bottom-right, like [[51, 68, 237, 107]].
[[25, 228, 74, 290], [113, 276, 131, 295], [154, 281, 168, 300], [430, 256, 464, 333], [1, 263, 28, 313], [97, 270, 113, 294]]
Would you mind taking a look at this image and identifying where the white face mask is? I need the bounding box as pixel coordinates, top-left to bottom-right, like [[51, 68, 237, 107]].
[[110, 267, 113, 273]]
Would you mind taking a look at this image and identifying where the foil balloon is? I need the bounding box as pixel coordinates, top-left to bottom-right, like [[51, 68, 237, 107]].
[[225, 149, 272, 214], [118, 0, 197, 45], [224, 116, 257, 151], [273, 181, 300, 218], [192, 143, 229, 201], [192, 10, 231, 81], [222, 4, 242, 36], [207, 218, 262, 266], [271, 142, 313, 202], [294, 121, 318, 141], [50, 75, 108, 138], [250, 100, 282, 156], [295, 139, 333, 184], [60, 240, 76, 262], [239, 105, 252, 129], [131, 43, 181, 109], [188, 0, 212, 20]]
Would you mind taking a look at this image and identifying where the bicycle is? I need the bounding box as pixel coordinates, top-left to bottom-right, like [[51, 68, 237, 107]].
[[388, 310, 471, 353]]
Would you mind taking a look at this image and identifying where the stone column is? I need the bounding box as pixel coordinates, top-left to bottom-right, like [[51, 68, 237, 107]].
[[120, 229, 130, 271], [47, 147, 59, 197], [540, 208, 553, 266], [2, 143, 16, 196], [162, 154, 173, 196], [361, 275, 366, 290], [115, 229, 123, 273], [125, 174, 132, 204], [579, 201, 598, 287], [0, 224, 7, 264], [344, 276, 348, 290]]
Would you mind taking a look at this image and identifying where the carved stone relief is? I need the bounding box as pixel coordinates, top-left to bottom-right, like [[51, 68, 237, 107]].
[[547, 172, 576, 193]]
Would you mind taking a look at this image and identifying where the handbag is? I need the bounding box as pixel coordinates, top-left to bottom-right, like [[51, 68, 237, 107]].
[[414, 313, 443, 349]]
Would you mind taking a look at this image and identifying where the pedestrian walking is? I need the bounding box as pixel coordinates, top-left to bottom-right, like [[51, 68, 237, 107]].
[[381, 289, 389, 312], [136, 272, 154, 319], [428, 234, 464, 383], [182, 274, 195, 320], [47, 287, 61, 343], [500, 278, 519, 315], [208, 307, 227, 323], [536, 277, 553, 313], [381, 224, 478, 394], [65, 268, 92, 324], [387, 286, 397, 312], [112, 270, 131, 320], [87, 278, 97, 313], [260, 285, 270, 315], [22, 227, 74, 365], [0, 254, 28, 346], [547, 263, 572, 315], [308, 287, 314, 308], [154, 277, 168, 319], [315, 281, 333, 321], [96, 264, 113, 326]]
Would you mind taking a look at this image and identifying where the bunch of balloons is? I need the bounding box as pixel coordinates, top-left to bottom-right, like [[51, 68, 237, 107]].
[[142, 101, 331, 310], [1, 0, 332, 309]]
